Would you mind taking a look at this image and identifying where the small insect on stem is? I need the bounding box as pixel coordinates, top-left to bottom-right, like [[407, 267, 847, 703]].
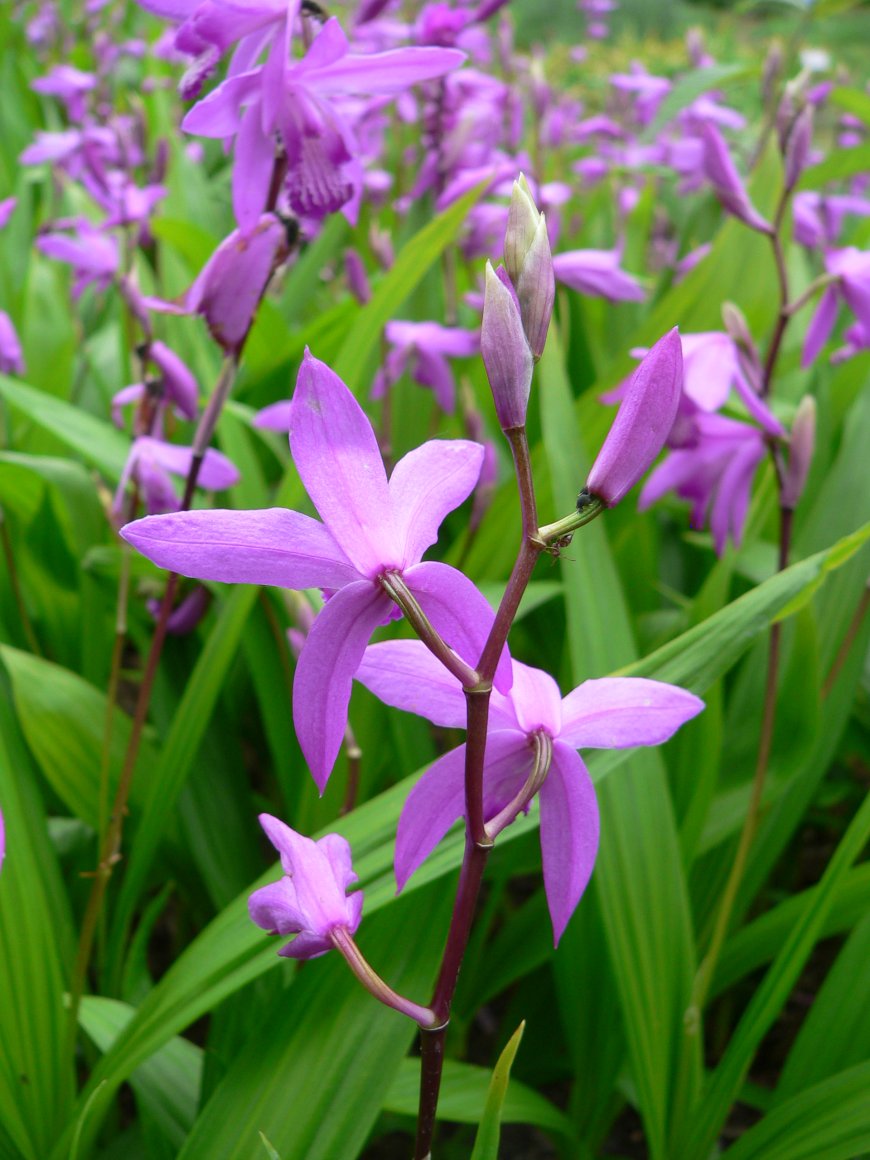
[[545, 532, 573, 562], [576, 487, 595, 512]]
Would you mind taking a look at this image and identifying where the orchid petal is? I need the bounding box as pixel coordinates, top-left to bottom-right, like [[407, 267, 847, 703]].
[[120, 508, 360, 589], [389, 440, 484, 567], [560, 677, 704, 749], [233, 102, 273, 234], [509, 662, 563, 736], [290, 352, 396, 573], [394, 745, 466, 890], [355, 640, 468, 728], [293, 580, 393, 791], [312, 45, 466, 98], [801, 286, 839, 368], [539, 744, 599, 944], [404, 561, 513, 692], [253, 400, 292, 431]]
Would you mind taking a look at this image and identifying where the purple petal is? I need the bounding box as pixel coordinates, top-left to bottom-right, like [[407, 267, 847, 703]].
[[233, 101, 274, 234], [403, 561, 513, 692], [148, 341, 198, 420], [509, 661, 563, 736], [253, 400, 293, 431], [586, 328, 683, 506], [389, 440, 484, 567], [412, 349, 456, 412], [394, 745, 467, 889], [120, 508, 360, 589], [293, 580, 393, 791], [553, 249, 646, 302], [290, 352, 396, 574], [709, 437, 764, 554], [312, 44, 466, 97], [249, 877, 304, 934], [355, 640, 469, 728], [801, 286, 839, 368], [560, 677, 704, 749], [539, 743, 599, 945], [278, 930, 335, 959]]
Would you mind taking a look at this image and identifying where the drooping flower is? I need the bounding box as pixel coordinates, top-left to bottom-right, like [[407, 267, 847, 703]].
[[355, 642, 703, 943], [249, 814, 362, 960], [121, 352, 510, 789]]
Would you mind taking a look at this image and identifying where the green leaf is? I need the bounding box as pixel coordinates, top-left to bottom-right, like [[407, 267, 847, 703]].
[[0, 660, 75, 1159], [775, 913, 870, 1100], [177, 884, 452, 1160], [0, 374, 129, 480], [470, 1023, 526, 1160], [384, 1055, 573, 1139], [798, 144, 870, 191], [722, 1063, 870, 1160], [110, 583, 260, 961], [0, 644, 156, 828], [333, 181, 487, 394], [677, 794, 870, 1160], [828, 86, 870, 125], [79, 997, 202, 1152], [55, 524, 867, 1154], [642, 65, 750, 142]]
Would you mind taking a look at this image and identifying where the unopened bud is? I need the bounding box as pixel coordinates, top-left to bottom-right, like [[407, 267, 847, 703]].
[[722, 302, 762, 390], [585, 328, 683, 506], [784, 106, 813, 191], [782, 395, 816, 509], [504, 175, 555, 359], [481, 261, 533, 431], [762, 40, 784, 109]]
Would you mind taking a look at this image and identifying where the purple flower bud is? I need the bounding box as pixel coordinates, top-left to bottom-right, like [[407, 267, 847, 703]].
[[248, 814, 363, 960], [782, 395, 816, 510], [701, 122, 772, 235], [504, 175, 554, 360], [481, 261, 534, 430], [586, 328, 684, 506], [784, 106, 813, 191]]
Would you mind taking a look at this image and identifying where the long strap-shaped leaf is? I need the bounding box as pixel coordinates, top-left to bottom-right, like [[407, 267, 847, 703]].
[[675, 791, 870, 1159]]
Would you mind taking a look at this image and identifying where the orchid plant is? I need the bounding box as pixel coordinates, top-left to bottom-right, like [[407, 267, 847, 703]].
[[1, 3, 869, 1159]]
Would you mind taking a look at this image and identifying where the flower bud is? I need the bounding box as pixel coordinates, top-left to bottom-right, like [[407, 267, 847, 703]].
[[701, 122, 773, 235], [585, 328, 683, 506], [784, 106, 813, 192], [481, 261, 534, 430], [504, 175, 555, 359], [781, 395, 816, 510]]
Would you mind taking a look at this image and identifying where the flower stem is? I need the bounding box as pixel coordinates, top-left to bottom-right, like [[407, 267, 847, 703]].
[[331, 928, 439, 1028], [693, 505, 793, 1011]]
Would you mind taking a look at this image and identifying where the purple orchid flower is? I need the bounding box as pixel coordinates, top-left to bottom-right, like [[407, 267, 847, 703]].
[[36, 220, 119, 299], [144, 214, 288, 355], [793, 192, 870, 250], [802, 246, 870, 367], [249, 813, 362, 960], [356, 642, 703, 943], [31, 64, 97, 121], [182, 16, 464, 230], [553, 247, 645, 302], [113, 435, 239, 519], [639, 407, 768, 556], [0, 312, 24, 376], [121, 351, 510, 790], [701, 122, 772, 235], [112, 340, 199, 427], [372, 319, 480, 413]]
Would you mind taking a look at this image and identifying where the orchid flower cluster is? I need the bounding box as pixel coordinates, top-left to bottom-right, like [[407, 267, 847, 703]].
[[121, 178, 703, 1047]]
